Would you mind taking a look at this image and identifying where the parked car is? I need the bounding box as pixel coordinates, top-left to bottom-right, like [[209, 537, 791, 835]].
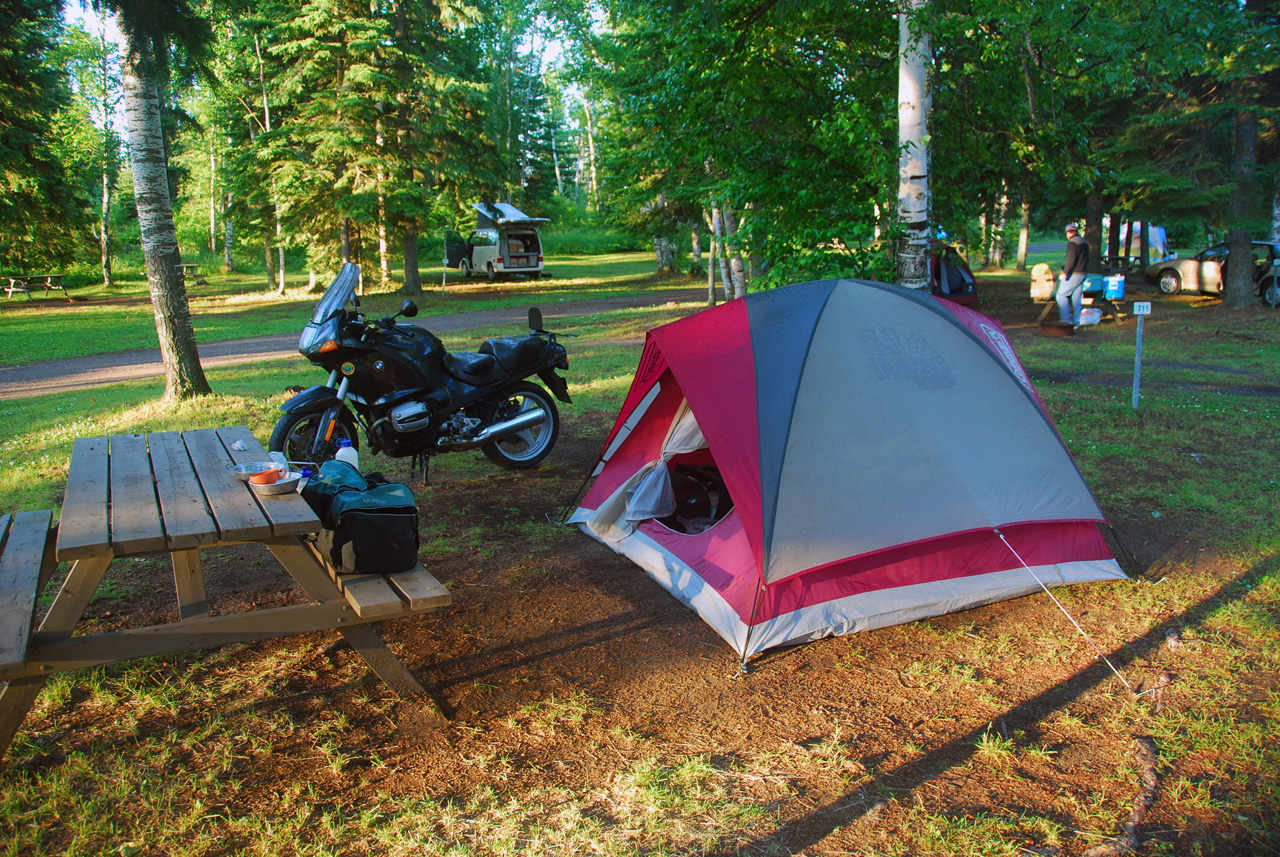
[[1147, 240, 1280, 305], [444, 203, 549, 281]]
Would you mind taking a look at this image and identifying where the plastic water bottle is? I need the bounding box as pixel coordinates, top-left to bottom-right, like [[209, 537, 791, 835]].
[[334, 438, 359, 470]]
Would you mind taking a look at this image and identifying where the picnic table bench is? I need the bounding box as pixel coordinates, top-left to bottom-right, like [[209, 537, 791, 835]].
[[1034, 274, 1129, 324], [3, 274, 69, 301], [0, 425, 450, 761]]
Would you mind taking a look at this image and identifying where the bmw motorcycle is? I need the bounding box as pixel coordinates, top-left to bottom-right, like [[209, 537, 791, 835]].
[[270, 263, 571, 470]]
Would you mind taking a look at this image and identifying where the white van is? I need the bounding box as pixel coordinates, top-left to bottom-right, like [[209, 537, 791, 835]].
[[444, 203, 549, 281]]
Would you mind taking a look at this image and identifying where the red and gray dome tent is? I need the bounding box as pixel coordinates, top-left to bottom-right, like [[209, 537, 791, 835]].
[[568, 279, 1127, 662]]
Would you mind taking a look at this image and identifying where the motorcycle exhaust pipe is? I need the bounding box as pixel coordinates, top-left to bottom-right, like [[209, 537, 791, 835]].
[[436, 408, 547, 451]]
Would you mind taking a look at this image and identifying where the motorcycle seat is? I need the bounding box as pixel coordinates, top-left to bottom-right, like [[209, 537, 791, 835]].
[[480, 335, 545, 372], [444, 352, 505, 386]]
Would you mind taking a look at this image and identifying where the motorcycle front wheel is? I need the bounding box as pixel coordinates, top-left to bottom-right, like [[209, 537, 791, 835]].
[[480, 382, 559, 469], [269, 409, 360, 466]]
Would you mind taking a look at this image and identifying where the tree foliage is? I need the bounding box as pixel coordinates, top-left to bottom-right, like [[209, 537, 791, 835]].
[[0, 0, 92, 270], [7, 0, 1276, 302]]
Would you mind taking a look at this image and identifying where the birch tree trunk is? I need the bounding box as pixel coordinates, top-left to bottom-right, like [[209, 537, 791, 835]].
[[707, 242, 718, 306], [551, 122, 563, 195], [1016, 197, 1030, 271], [703, 209, 718, 307], [254, 34, 285, 294], [264, 235, 276, 288], [223, 192, 234, 272], [101, 166, 113, 287], [121, 45, 210, 401], [895, 0, 931, 290], [711, 205, 734, 300], [582, 100, 599, 209], [98, 16, 114, 288], [723, 202, 747, 298], [989, 189, 1008, 269], [208, 137, 216, 251], [378, 185, 390, 289], [690, 223, 704, 277]]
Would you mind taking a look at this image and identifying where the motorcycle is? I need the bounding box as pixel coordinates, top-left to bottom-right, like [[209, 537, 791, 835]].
[[270, 263, 572, 471]]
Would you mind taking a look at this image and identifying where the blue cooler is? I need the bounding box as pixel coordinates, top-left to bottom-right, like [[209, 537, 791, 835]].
[[1083, 273, 1104, 295], [1104, 275, 1125, 299]]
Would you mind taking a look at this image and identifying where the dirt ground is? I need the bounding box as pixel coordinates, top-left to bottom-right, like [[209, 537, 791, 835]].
[[12, 286, 1279, 855]]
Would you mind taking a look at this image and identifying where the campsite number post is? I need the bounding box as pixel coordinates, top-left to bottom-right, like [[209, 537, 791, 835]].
[[1132, 301, 1151, 409]]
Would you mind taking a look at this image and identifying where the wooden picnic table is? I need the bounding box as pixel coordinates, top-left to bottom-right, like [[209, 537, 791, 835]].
[[3, 274, 69, 301], [0, 425, 450, 759]]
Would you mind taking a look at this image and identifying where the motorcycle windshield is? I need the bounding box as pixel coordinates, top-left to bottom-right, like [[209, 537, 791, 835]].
[[309, 264, 359, 325]]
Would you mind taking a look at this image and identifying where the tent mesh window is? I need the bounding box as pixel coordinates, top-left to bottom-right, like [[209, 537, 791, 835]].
[[655, 460, 734, 535]]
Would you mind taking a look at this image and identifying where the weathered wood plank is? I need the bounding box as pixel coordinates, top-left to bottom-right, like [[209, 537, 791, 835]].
[[0, 510, 53, 677], [149, 431, 218, 550], [0, 677, 47, 760], [36, 554, 112, 641], [386, 565, 452, 612], [217, 426, 319, 537], [335, 623, 432, 704], [267, 536, 344, 603], [337, 574, 405, 618], [56, 437, 110, 561], [171, 549, 208, 619], [183, 429, 271, 543], [108, 433, 166, 556], [20, 601, 357, 677]]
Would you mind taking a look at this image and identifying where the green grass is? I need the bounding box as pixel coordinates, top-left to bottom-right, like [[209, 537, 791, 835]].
[[1, 269, 1277, 855], [0, 252, 675, 366]]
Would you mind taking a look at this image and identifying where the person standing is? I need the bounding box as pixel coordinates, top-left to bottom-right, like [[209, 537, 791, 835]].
[[1057, 222, 1089, 325]]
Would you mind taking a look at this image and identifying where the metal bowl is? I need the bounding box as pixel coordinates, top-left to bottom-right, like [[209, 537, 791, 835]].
[[250, 472, 303, 496], [228, 461, 281, 481]]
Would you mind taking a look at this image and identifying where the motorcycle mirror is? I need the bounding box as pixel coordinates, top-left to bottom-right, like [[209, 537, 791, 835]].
[[528, 307, 543, 331], [400, 299, 418, 318]]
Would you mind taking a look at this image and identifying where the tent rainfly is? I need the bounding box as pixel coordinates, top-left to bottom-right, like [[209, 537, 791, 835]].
[[568, 279, 1127, 661]]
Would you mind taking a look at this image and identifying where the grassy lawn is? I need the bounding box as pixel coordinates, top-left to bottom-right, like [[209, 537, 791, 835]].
[[0, 252, 668, 366], [0, 267, 1277, 855]]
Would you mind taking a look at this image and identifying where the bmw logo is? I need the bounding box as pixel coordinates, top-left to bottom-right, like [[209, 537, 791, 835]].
[[374, 360, 385, 371]]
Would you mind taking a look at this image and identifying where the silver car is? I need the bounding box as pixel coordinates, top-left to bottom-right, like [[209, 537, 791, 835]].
[[1147, 240, 1280, 305]]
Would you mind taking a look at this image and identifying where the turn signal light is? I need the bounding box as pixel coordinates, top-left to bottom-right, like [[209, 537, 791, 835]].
[[318, 340, 339, 353]]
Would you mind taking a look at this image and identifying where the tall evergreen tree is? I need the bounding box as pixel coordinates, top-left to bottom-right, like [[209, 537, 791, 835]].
[[0, 0, 90, 271]]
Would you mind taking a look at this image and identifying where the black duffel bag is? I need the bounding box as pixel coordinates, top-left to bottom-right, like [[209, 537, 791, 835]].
[[302, 460, 420, 575]]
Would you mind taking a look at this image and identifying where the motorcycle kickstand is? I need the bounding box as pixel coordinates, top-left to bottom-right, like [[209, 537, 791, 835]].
[[415, 453, 431, 485]]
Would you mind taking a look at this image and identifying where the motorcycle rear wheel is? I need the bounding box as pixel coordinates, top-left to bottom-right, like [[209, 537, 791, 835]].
[[481, 382, 559, 469], [269, 409, 360, 466]]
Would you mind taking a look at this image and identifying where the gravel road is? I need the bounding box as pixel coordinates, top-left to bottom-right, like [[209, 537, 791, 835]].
[[0, 286, 708, 401]]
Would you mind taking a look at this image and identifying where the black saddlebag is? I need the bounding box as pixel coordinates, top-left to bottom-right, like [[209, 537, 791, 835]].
[[303, 461, 420, 575]]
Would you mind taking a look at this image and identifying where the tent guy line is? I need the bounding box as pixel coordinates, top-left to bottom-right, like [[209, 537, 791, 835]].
[[996, 528, 1154, 698]]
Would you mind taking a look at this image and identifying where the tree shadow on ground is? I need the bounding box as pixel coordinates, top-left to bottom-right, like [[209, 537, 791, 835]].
[[710, 555, 1278, 856]]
